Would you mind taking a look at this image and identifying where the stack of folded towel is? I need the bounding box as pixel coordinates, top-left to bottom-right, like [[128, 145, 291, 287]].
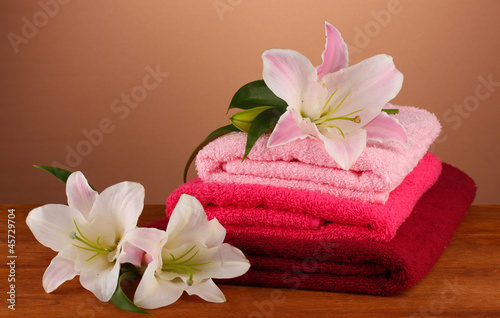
[[150, 106, 476, 296]]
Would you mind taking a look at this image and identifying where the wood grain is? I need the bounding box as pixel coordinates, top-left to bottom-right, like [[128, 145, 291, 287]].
[[1, 204, 499, 317]]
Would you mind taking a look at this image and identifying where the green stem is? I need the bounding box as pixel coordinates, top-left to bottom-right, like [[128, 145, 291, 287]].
[[381, 109, 399, 114]]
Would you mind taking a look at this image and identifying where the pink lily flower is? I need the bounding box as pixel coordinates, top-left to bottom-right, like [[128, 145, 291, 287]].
[[264, 22, 408, 170]]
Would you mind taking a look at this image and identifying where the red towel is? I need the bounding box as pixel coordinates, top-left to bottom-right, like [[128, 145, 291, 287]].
[[147, 163, 475, 296], [165, 153, 442, 242]]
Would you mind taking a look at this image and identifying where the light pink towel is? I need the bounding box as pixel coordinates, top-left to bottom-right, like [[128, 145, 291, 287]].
[[196, 106, 441, 204], [169, 153, 442, 242]]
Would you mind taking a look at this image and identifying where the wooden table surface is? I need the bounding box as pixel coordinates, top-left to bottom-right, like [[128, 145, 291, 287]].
[[1, 204, 499, 317]]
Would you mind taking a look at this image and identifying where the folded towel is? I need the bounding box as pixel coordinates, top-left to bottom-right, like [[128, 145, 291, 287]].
[[167, 153, 442, 242], [149, 163, 476, 296], [196, 106, 441, 204]]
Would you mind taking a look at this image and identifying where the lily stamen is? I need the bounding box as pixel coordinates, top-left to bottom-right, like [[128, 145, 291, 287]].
[[328, 125, 345, 139], [315, 91, 357, 123], [161, 244, 212, 286], [323, 116, 359, 122], [330, 90, 351, 115], [319, 88, 339, 115], [70, 219, 112, 262]]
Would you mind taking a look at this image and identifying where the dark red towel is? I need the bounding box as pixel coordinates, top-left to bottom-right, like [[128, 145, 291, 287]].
[[147, 163, 476, 296]]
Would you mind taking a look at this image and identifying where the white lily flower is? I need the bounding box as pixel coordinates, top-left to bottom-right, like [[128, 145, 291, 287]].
[[124, 194, 250, 309], [26, 171, 144, 302]]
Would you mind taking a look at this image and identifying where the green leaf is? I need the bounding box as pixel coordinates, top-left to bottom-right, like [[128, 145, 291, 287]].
[[381, 109, 399, 114], [34, 165, 97, 191], [243, 107, 286, 160], [228, 80, 287, 111], [183, 124, 241, 182], [110, 271, 151, 315], [34, 165, 73, 183]]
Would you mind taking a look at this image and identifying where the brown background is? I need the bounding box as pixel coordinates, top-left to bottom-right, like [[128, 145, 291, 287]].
[[1, 0, 499, 204]]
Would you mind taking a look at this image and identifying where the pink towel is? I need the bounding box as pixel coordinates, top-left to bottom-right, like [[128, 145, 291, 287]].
[[168, 153, 442, 242], [196, 106, 441, 204]]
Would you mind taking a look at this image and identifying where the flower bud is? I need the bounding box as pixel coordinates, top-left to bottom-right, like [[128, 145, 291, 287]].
[[230, 106, 274, 132]]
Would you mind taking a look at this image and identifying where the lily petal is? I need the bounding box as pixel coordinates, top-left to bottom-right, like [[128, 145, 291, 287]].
[[90, 181, 145, 242], [79, 260, 121, 302], [364, 112, 408, 146], [204, 218, 226, 248], [318, 128, 367, 170], [66, 172, 98, 220], [197, 243, 250, 279], [317, 22, 349, 80], [119, 242, 146, 268], [321, 54, 403, 130], [26, 204, 87, 252], [42, 254, 78, 293], [186, 279, 226, 303], [165, 194, 214, 248], [122, 227, 167, 259], [134, 262, 185, 309], [262, 49, 318, 110], [267, 108, 311, 147]]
